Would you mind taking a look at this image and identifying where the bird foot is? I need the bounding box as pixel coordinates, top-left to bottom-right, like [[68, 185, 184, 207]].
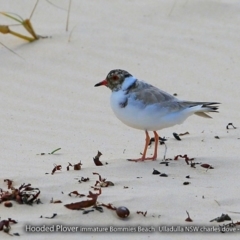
[[127, 156, 157, 162]]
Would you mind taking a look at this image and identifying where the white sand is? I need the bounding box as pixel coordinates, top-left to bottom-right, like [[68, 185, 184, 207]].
[[1, 0, 240, 239]]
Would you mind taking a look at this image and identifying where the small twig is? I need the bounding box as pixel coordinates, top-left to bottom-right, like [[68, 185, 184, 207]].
[[29, 0, 39, 20], [50, 148, 61, 154], [0, 42, 25, 60], [168, 0, 177, 16], [226, 123, 237, 129], [66, 0, 72, 31], [68, 24, 77, 42], [163, 142, 167, 160], [45, 0, 66, 10], [228, 211, 240, 214]]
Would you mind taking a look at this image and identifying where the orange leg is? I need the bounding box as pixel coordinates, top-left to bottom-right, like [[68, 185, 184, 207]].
[[151, 131, 159, 160], [128, 131, 159, 162]]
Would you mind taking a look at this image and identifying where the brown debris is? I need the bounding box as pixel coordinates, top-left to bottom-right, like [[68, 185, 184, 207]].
[[101, 203, 130, 219], [178, 132, 190, 136], [78, 177, 90, 183], [226, 123, 237, 129], [3, 179, 13, 189], [68, 191, 85, 198], [67, 161, 82, 171], [137, 211, 147, 217], [93, 151, 103, 166], [50, 198, 62, 204], [0, 183, 40, 205], [66, 162, 72, 171], [174, 154, 195, 165], [93, 172, 114, 187], [74, 162, 82, 170], [65, 189, 101, 210], [0, 218, 17, 233], [116, 206, 130, 218], [83, 209, 94, 214], [210, 214, 231, 222], [160, 173, 168, 177], [185, 211, 193, 222], [4, 202, 12, 208], [201, 164, 214, 169], [173, 132, 181, 140], [40, 213, 57, 219], [45, 213, 57, 219], [101, 203, 117, 210], [51, 164, 62, 175], [152, 168, 161, 175]]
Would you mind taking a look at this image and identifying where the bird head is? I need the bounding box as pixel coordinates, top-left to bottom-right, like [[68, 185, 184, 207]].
[[94, 69, 132, 91]]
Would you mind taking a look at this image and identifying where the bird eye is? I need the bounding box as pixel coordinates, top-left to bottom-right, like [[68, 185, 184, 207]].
[[112, 75, 119, 80]]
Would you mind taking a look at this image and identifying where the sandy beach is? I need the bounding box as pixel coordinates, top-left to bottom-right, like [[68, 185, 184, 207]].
[[1, 0, 240, 239]]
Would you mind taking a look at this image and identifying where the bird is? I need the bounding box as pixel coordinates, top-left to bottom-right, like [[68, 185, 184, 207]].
[[94, 69, 220, 162]]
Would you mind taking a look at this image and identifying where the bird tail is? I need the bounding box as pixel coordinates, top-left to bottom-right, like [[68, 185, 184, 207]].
[[193, 102, 220, 118]]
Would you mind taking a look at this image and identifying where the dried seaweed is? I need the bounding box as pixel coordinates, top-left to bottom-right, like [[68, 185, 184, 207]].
[[137, 211, 147, 217], [160, 173, 168, 177], [83, 209, 94, 214], [50, 198, 62, 204], [78, 177, 90, 183], [183, 182, 190, 185], [185, 211, 193, 222], [173, 132, 181, 140], [3, 179, 13, 189], [92, 206, 104, 212], [51, 164, 62, 175], [160, 161, 169, 166], [67, 161, 82, 171], [93, 151, 103, 166], [178, 132, 190, 136], [0, 182, 40, 205], [0, 218, 17, 233], [101, 204, 130, 218], [68, 191, 85, 197], [201, 164, 214, 169], [210, 214, 231, 222], [174, 154, 195, 165], [152, 169, 160, 175], [40, 213, 57, 219], [93, 172, 114, 187], [226, 123, 237, 129], [101, 203, 117, 210], [65, 189, 101, 210], [45, 213, 57, 219]]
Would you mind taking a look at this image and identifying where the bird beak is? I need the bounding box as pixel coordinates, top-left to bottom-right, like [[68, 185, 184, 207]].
[[94, 79, 107, 87]]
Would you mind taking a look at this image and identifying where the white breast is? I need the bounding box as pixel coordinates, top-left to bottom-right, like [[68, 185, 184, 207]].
[[110, 90, 191, 131]]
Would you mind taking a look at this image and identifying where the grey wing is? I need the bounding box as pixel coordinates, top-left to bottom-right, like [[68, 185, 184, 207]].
[[127, 80, 219, 117], [131, 81, 177, 105], [153, 100, 220, 118]]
